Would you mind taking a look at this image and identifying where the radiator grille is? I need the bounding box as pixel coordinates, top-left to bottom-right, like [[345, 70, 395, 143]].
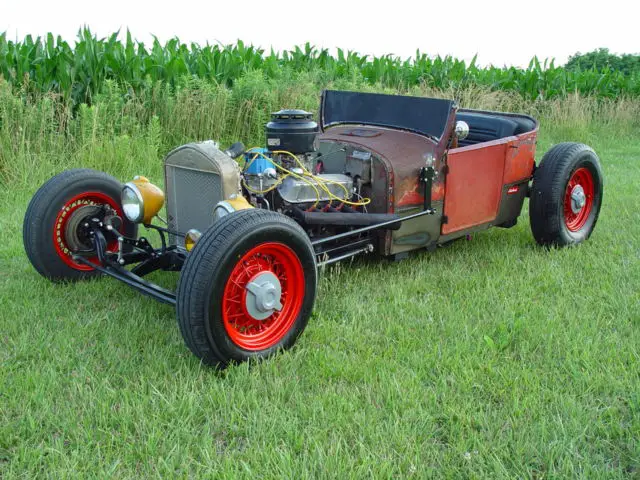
[[165, 165, 223, 245]]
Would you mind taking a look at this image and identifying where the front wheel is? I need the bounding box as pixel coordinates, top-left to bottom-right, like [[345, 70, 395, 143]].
[[176, 209, 317, 367], [23, 169, 137, 282], [529, 143, 603, 246]]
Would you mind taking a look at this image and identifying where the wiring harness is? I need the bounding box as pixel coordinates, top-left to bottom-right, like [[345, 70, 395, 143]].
[[241, 148, 371, 210]]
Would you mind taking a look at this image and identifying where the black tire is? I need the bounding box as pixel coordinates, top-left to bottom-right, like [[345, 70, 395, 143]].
[[176, 209, 317, 367], [23, 168, 137, 282], [529, 142, 603, 246]]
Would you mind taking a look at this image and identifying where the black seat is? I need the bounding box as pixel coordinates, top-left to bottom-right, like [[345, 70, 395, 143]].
[[509, 116, 536, 135], [456, 112, 533, 147]]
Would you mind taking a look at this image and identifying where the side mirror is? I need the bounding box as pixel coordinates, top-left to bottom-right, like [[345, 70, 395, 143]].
[[455, 121, 469, 141]]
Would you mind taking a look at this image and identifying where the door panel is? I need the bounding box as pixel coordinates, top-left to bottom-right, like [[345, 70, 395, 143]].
[[442, 143, 506, 234]]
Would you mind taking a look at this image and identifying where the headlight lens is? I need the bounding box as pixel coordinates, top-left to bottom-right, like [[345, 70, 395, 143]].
[[121, 184, 144, 223], [121, 176, 165, 224]]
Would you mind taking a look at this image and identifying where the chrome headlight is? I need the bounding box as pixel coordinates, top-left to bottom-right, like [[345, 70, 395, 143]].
[[121, 176, 165, 224], [213, 201, 235, 221], [213, 195, 254, 221], [121, 183, 144, 223]]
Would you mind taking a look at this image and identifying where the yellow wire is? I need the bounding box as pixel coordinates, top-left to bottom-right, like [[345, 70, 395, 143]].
[[241, 149, 285, 194], [272, 150, 371, 207], [269, 149, 339, 207], [242, 149, 261, 172], [242, 147, 371, 208], [245, 149, 322, 209], [272, 150, 346, 205], [242, 177, 285, 195]]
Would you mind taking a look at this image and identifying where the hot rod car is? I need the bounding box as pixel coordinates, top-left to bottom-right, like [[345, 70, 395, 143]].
[[23, 90, 603, 366]]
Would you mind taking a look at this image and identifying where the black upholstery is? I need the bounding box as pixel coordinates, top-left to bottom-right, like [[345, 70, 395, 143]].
[[509, 116, 536, 135], [456, 112, 535, 147]]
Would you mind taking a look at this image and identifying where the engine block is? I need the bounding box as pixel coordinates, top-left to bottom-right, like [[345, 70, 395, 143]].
[[277, 174, 353, 204]]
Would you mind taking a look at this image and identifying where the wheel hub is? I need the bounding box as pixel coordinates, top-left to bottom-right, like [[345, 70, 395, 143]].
[[245, 271, 283, 321], [570, 185, 586, 214], [63, 204, 103, 253]]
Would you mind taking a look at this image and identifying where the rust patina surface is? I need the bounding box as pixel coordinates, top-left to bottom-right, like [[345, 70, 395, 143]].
[[320, 122, 454, 254], [320, 125, 451, 212]]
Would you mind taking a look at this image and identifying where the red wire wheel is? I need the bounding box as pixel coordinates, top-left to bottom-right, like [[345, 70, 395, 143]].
[[53, 191, 123, 270], [563, 167, 595, 232], [176, 209, 317, 366], [222, 242, 305, 351], [24, 169, 138, 282], [529, 143, 603, 246]]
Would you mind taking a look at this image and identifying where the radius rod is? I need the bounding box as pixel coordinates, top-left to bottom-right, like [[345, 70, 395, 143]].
[[310, 208, 435, 247]]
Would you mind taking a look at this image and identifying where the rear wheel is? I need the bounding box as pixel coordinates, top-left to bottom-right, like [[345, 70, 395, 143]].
[[176, 209, 317, 367], [529, 143, 603, 246], [23, 169, 137, 281]]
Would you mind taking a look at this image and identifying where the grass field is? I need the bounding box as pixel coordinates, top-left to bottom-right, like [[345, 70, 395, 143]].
[[1, 90, 640, 477]]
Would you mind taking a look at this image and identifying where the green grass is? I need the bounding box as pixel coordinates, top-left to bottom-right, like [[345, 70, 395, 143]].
[[1, 100, 640, 477]]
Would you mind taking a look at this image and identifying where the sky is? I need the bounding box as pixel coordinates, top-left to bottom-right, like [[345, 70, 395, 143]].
[[2, 0, 638, 68]]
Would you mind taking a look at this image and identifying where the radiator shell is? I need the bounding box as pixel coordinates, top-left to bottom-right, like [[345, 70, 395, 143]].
[[164, 141, 240, 245]]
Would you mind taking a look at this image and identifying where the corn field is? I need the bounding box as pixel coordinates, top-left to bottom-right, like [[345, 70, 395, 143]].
[[1, 29, 639, 108]]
